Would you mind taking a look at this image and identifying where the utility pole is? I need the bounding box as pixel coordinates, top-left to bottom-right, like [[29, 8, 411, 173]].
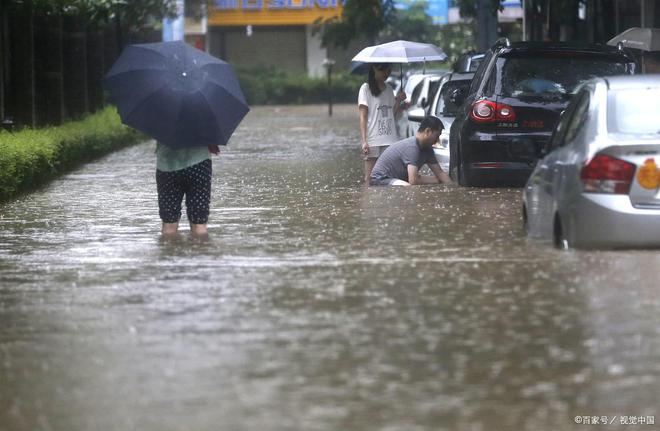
[[322, 58, 335, 117], [522, 0, 527, 41], [641, 0, 655, 28], [476, 0, 498, 51]]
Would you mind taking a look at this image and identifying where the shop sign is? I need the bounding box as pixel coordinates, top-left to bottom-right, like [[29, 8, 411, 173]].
[[214, 0, 342, 9], [210, 0, 343, 25]]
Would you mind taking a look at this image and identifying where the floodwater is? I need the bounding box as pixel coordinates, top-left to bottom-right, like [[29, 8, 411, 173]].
[[1, 105, 659, 431]]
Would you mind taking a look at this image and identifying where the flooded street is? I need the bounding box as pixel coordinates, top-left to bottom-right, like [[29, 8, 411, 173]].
[[1, 104, 659, 431]]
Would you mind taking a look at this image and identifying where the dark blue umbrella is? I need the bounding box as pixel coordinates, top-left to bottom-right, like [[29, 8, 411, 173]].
[[349, 60, 404, 81], [103, 41, 249, 149], [349, 61, 370, 74]]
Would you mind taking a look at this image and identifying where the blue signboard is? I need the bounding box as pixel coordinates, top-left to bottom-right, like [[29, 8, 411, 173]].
[[396, 0, 448, 25], [426, 0, 449, 25]]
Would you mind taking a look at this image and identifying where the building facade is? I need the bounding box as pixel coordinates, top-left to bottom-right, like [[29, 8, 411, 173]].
[[206, 0, 364, 77]]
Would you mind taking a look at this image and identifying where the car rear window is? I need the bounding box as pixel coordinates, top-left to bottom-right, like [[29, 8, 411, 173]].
[[607, 88, 660, 134], [497, 52, 632, 97], [435, 80, 471, 116]]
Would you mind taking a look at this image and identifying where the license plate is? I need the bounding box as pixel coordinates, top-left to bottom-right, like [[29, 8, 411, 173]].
[[637, 158, 660, 190], [521, 120, 544, 129]]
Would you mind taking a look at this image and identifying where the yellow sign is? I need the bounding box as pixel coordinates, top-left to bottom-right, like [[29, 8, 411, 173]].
[[636, 158, 660, 190], [209, 0, 343, 26]]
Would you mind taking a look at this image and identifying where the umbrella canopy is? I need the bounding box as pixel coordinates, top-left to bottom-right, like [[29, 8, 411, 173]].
[[103, 41, 249, 149], [351, 40, 447, 64], [607, 27, 660, 51]]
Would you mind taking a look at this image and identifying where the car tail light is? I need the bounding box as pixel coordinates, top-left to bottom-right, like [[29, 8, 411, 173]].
[[580, 154, 636, 194], [469, 100, 517, 123]]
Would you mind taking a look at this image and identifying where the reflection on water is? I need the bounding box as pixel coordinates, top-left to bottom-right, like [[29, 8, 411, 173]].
[[1, 105, 659, 431]]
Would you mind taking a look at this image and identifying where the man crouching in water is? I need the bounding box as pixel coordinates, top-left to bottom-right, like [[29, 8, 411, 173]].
[[369, 116, 451, 186]]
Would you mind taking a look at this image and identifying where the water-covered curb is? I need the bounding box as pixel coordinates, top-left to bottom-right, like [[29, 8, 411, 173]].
[[0, 107, 142, 202]]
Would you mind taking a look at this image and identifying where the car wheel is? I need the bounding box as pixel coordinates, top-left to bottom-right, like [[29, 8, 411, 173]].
[[449, 136, 458, 181], [553, 214, 569, 250], [522, 204, 529, 234], [458, 160, 474, 186], [449, 155, 457, 181], [457, 160, 466, 186]]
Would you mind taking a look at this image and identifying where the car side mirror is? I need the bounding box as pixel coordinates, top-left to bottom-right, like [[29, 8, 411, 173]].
[[407, 107, 426, 122]]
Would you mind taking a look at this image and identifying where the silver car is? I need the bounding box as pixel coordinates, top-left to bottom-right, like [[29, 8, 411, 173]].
[[523, 75, 660, 249]]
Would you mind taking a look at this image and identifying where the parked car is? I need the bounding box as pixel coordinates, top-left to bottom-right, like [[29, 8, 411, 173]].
[[394, 73, 428, 137], [396, 72, 445, 138], [452, 51, 485, 73], [449, 38, 637, 187], [408, 72, 475, 171], [523, 75, 660, 249], [402, 68, 448, 83], [403, 73, 446, 137]]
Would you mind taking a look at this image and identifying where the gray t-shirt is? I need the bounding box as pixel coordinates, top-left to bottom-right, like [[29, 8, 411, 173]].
[[370, 136, 438, 184]]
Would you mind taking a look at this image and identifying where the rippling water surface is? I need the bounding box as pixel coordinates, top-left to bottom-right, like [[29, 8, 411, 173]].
[[1, 105, 659, 431]]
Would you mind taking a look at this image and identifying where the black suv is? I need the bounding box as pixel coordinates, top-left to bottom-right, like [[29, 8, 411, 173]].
[[449, 39, 636, 186]]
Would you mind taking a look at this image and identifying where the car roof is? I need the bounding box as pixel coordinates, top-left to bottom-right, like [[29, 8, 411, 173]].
[[453, 52, 485, 73], [602, 74, 660, 90], [447, 72, 474, 82], [403, 74, 428, 90], [423, 74, 446, 81], [499, 41, 634, 58], [405, 68, 448, 77]]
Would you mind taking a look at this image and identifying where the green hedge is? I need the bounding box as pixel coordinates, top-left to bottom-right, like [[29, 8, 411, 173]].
[[237, 66, 363, 105], [0, 69, 362, 201], [0, 107, 142, 202]]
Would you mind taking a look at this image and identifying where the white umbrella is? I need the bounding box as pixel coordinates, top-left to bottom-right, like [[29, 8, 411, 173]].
[[352, 40, 447, 83], [607, 27, 660, 73], [352, 40, 447, 63], [607, 27, 660, 51]]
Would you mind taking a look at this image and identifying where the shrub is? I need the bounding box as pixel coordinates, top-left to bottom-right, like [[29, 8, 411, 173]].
[[236, 65, 364, 105], [0, 108, 141, 202]]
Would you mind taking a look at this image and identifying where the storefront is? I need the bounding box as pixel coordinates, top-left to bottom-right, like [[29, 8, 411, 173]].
[[207, 0, 362, 76]]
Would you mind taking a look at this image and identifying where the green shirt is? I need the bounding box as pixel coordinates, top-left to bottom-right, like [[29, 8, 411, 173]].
[[156, 142, 210, 172]]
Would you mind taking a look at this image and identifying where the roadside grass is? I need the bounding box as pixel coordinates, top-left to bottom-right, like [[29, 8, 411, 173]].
[[0, 107, 142, 202]]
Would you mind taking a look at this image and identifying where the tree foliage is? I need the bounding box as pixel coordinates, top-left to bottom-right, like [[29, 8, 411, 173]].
[[5, 0, 179, 29], [380, 0, 436, 43], [314, 0, 396, 48], [435, 22, 477, 66]]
